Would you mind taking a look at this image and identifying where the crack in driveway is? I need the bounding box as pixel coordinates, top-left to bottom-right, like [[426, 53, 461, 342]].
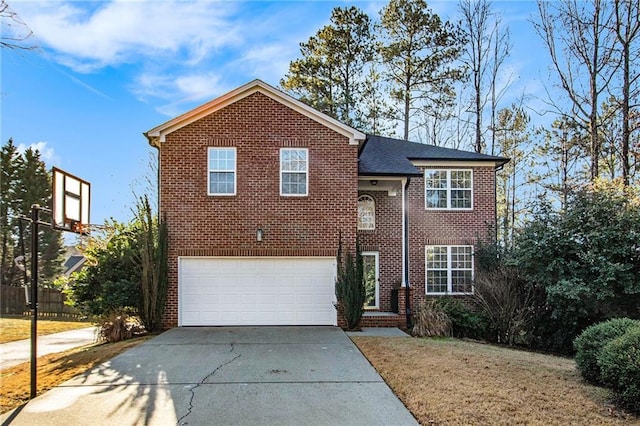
[[177, 343, 241, 425]]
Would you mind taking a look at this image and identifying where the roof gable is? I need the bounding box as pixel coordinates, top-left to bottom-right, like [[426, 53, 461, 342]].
[[144, 79, 366, 147], [358, 135, 509, 176]]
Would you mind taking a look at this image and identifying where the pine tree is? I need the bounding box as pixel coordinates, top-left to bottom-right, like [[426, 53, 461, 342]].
[[5, 144, 64, 287], [281, 6, 374, 128], [0, 139, 22, 286], [379, 0, 466, 141]]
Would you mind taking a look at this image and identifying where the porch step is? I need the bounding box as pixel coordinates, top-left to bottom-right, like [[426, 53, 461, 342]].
[[360, 311, 405, 328]]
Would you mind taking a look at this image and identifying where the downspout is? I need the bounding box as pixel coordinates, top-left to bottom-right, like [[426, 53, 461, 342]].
[[144, 133, 162, 220], [494, 163, 504, 245], [403, 177, 412, 328]]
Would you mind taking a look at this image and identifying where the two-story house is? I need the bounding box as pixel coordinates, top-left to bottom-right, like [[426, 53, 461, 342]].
[[144, 80, 507, 329]]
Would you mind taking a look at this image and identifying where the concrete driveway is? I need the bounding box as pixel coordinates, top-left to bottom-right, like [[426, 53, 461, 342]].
[[1, 326, 418, 426]]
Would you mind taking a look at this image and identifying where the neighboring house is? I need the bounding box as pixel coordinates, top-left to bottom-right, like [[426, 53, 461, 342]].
[[144, 80, 507, 329], [63, 247, 86, 278]]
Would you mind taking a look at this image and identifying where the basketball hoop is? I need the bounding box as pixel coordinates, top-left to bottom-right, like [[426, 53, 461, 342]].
[[52, 167, 90, 235]]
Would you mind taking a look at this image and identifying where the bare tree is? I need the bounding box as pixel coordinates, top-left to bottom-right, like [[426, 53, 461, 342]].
[[612, 0, 640, 185], [459, 0, 511, 154], [534, 0, 617, 180], [1, 0, 36, 50]]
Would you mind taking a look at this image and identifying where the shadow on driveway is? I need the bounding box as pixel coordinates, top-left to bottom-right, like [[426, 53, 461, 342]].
[[1, 326, 418, 426]]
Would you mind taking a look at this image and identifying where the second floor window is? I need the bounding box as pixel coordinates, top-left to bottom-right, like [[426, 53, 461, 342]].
[[425, 169, 472, 210], [208, 147, 236, 195], [358, 195, 376, 230], [280, 148, 308, 196]]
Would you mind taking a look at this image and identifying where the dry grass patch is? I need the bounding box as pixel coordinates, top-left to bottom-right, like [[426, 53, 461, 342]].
[[0, 336, 150, 414], [0, 316, 93, 344], [352, 336, 639, 425]]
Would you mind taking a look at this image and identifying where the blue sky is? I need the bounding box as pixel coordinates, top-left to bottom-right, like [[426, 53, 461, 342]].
[[1, 0, 545, 231]]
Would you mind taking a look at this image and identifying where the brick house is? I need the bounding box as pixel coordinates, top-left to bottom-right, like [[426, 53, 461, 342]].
[[144, 80, 507, 329]]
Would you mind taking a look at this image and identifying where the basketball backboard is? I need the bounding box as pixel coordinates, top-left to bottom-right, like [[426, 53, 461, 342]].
[[52, 167, 90, 235]]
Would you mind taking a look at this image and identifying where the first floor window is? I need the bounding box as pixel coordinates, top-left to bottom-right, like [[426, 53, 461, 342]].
[[208, 147, 236, 195], [280, 148, 308, 196], [425, 245, 473, 294]]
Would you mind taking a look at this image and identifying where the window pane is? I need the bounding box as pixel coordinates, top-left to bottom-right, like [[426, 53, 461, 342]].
[[451, 270, 473, 293], [209, 172, 235, 194], [426, 189, 447, 208], [281, 149, 307, 171], [358, 196, 375, 230], [209, 148, 235, 171], [425, 170, 447, 188], [451, 189, 471, 209], [427, 270, 448, 293], [451, 246, 472, 268], [363, 255, 377, 307], [451, 170, 471, 188], [426, 246, 447, 269], [282, 172, 307, 195]]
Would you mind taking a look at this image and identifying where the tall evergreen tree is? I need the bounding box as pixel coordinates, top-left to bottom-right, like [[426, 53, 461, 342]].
[[1, 140, 64, 287], [379, 0, 466, 141], [0, 139, 22, 286], [281, 6, 374, 128]]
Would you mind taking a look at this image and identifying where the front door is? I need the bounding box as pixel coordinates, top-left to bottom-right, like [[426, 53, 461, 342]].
[[362, 252, 379, 309]]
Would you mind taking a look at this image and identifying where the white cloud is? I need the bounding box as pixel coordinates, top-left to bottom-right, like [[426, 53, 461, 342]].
[[13, 0, 242, 72], [16, 141, 61, 166], [132, 71, 231, 116]]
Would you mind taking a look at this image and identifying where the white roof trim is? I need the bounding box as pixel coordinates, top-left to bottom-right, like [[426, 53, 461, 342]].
[[144, 79, 366, 146], [411, 160, 502, 168]]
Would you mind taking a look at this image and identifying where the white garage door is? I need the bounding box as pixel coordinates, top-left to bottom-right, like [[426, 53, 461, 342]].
[[179, 257, 337, 326]]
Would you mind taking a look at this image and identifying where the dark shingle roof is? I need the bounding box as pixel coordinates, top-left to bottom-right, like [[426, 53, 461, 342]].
[[358, 134, 509, 176]]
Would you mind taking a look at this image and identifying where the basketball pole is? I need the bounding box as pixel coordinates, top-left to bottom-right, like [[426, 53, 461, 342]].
[[30, 204, 39, 399], [27, 203, 52, 400]]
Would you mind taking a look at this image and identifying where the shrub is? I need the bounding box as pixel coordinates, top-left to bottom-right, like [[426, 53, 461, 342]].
[[98, 310, 146, 343], [412, 300, 452, 337], [435, 297, 485, 339], [597, 326, 640, 412], [574, 318, 639, 385], [473, 261, 542, 346], [335, 236, 365, 331]]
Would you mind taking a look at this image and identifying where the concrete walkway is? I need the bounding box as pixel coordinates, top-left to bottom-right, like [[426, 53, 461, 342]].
[[1, 326, 418, 426], [0, 326, 98, 370]]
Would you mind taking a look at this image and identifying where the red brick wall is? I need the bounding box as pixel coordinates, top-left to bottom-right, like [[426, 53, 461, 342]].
[[358, 183, 403, 312], [408, 166, 496, 310], [159, 92, 358, 327], [358, 166, 496, 318]]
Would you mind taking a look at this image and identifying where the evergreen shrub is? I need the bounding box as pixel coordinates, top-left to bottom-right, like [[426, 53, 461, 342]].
[[574, 318, 640, 385]]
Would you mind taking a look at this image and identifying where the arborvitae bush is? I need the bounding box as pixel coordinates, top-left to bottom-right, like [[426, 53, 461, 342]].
[[335, 236, 365, 331], [574, 318, 640, 385]]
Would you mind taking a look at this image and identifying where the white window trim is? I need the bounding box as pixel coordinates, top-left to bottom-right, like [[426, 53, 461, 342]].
[[208, 147, 236, 196], [280, 148, 309, 197], [357, 195, 376, 230], [425, 245, 474, 295], [424, 169, 473, 210]]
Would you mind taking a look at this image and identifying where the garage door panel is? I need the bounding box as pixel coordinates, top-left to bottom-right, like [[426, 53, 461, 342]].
[[179, 257, 336, 326]]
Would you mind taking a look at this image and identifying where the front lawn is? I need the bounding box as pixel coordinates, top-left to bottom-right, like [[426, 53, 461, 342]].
[[352, 336, 637, 425], [0, 316, 93, 344], [0, 336, 150, 414]]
